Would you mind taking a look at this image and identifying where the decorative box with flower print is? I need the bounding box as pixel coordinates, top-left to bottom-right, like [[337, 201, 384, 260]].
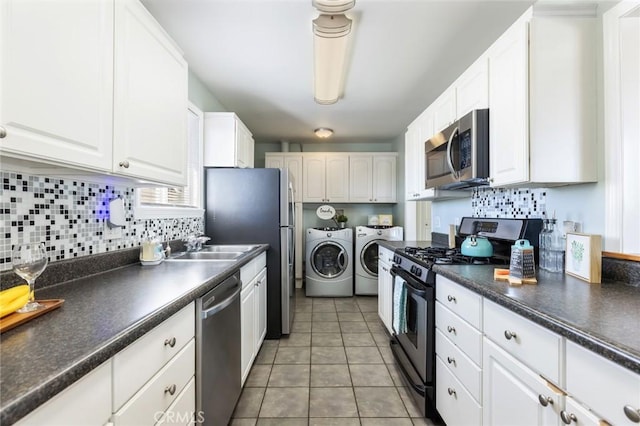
[[565, 232, 602, 283]]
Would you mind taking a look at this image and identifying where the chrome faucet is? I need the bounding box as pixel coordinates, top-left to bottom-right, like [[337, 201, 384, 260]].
[[184, 235, 211, 251]]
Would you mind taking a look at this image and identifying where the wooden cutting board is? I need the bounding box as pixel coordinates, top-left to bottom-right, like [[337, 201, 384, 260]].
[[0, 299, 64, 333], [494, 268, 537, 286]]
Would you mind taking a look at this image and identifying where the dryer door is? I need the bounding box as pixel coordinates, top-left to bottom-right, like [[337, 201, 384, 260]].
[[360, 240, 380, 277], [310, 242, 348, 278]]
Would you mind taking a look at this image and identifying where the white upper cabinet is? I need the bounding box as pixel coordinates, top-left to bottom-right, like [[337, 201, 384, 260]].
[[456, 56, 489, 118], [265, 153, 303, 202], [303, 154, 349, 203], [0, 0, 114, 171], [113, 0, 188, 185], [0, 0, 188, 186], [432, 87, 457, 132], [349, 154, 397, 203], [488, 6, 597, 187], [203, 112, 254, 168], [405, 108, 433, 200]]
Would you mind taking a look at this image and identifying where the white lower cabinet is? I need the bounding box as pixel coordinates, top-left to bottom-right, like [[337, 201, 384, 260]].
[[560, 396, 602, 426], [377, 246, 394, 334], [16, 361, 112, 426], [483, 338, 562, 426], [113, 340, 195, 426], [240, 254, 268, 385], [436, 356, 482, 426], [156, 377, 197, 426], [566, 340, 640, 425]]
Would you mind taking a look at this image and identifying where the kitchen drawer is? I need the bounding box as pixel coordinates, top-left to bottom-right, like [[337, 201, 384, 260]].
[[436, 301, 482, 365], [240, 252, 267, 289], [113, 339, 195, 426], [16, 361, 111, 426], [113, 303, 195, 411], [156, 376, 196, 425], [436, 329, 482, 402], [563, 396, 603, 426], [483, 299, 562, 384], [566, 340, 640, 426], [436, 275, 482, 329], [436, 356, 482, 426], [379, 246, 395, 265]]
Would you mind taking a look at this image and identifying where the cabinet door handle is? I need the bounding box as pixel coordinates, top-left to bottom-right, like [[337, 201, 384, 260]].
[[164, 384, 177, 396], [504, 330, 517, 340], [447, 325, 456, 334], [447, 295, 456, 303], [538, 394, 554, 407], [447, 356, 456, 366], [624, 405, 640, 423], [164, 337, 176, 348], [0, 126, 6, 138], [118, 160, 130, 168], [447, 388, 456, 397], [560, 411, 577, 424]]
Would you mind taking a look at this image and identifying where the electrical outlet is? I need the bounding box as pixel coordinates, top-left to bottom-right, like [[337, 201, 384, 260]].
[[104, 222, 123, 240]]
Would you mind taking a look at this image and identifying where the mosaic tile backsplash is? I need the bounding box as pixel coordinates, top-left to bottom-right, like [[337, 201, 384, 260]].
[[472, 187, 547, 219], [0, 171, 204, 272]]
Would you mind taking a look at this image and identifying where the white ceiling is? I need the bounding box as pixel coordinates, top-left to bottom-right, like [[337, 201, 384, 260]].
[[142, 0, 534, 145]]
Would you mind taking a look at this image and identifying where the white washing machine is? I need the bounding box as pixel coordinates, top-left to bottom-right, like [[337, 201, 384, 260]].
[[355, 225, 403, 295], [305, 227, 353, 297]]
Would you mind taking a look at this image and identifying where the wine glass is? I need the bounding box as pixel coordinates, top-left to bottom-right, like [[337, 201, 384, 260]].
[[12, 243, 48, 313]]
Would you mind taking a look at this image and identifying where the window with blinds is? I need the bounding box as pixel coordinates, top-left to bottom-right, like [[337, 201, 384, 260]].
[[134, 104, 204, 218]]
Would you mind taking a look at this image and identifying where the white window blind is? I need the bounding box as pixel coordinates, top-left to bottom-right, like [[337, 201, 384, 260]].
[[134, 104, 204, 218]]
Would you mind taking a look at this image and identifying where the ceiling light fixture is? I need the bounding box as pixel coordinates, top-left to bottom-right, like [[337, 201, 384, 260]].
[[314, 128, 334, 138], [312, 0, 355, 14], [313, 13, 352, 105]]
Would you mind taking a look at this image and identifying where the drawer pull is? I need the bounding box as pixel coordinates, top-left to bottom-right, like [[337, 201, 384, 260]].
[[446, 356, 456, 366], [504, 330, 517, 340], [624, 405, 640, 423], [447, 388, 456, 397], [164, 337, 177, 348], [446, 326, 456, 335], [560, 411, 577, 424], [118, 160, 130, 168], [0, 126, 6, 138], [164, 384, 177, 396], [447, 295, 456, 303], [538, 394, 554, 407]]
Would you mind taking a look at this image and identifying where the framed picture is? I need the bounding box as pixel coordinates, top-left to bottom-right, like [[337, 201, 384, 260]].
[[565, 233, 602, 283]]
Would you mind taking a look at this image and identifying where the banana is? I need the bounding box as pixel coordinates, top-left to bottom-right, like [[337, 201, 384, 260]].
[[0, 285, 30, 306], [0, 291, 30, 317]]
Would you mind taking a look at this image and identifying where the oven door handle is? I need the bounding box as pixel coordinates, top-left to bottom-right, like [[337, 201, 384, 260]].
[[391, 266, 428, 298]]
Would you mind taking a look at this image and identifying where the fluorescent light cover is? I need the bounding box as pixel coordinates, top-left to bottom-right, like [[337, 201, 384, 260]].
[[312, 0, 355, 14], [313, 14, 352, 105], [314, 128, 334, 138]]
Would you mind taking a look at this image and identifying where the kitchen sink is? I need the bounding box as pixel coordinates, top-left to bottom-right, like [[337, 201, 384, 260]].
[[200, 245, 258, 253]]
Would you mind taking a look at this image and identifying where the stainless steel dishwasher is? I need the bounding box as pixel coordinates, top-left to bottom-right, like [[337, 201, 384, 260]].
[[196, 271, 241, 426]]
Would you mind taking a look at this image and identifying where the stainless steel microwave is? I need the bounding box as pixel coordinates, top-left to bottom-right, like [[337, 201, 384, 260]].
[[424, 109, 489, 190]]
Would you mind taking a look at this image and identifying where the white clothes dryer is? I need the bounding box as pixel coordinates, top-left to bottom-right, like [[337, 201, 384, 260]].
[[305, 227, 353, 297], [355, 225, 403, 295]]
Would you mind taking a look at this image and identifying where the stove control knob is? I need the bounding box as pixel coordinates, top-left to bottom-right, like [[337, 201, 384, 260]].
[[410, 266, 416, 274], [416, 269, 422, 277]]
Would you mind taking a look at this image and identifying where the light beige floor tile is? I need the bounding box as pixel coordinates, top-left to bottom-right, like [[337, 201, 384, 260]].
[[279, 333, 312, 347], [311, 346, 347, 364], [371, 332, 391, 346], [310, 364, 352, 387], [312, 332, 343, 347], [309, 387, 358, 417], [342, 333, 375, 347], [255, 345, 278, 365], [230, 418, 258, 426], [334, 303, 360, 313], [268, 364, 310, 387], [411, 417, 438, 425], [360, 419, 413, 426], [309, 418, 360, 426], [259, 388, 309, 418], [387, 363, 407, 387], [349, 364, 394, 386], [397, 386, 423, 418], [292, 321, 312, 333], [312, 304, 337, 313], [245, 364, 272, 387], [354, 387, 409, 417], [378, 345, 395, 364], [367, 322, 389, 335], [313, 312, 339, 321], [257, 419, 308, 426], [337, 312, 365, 322], [345, 346, 384, 364], [339, 322, 370, 333], [233, 387, 266, 418], [312, 321, 341, 333], [295, 304, 313, 313], [295, 312, 312, 322], [274, 347, 311, 364]]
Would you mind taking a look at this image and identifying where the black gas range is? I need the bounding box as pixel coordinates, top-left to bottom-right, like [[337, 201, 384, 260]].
[[389, 217, 542, 421]]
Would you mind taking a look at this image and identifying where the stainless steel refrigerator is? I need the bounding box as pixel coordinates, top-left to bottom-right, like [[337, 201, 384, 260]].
[[204, 167, 295, 337]]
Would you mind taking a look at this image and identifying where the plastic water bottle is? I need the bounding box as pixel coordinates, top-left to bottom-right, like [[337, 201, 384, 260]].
[[538, 219, 549, 270], [548, 219, 565, 273]]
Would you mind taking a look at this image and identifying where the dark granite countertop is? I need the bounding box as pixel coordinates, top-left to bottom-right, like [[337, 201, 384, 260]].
[[379, 240, 640, 374], [0, 245, 268, 425]]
